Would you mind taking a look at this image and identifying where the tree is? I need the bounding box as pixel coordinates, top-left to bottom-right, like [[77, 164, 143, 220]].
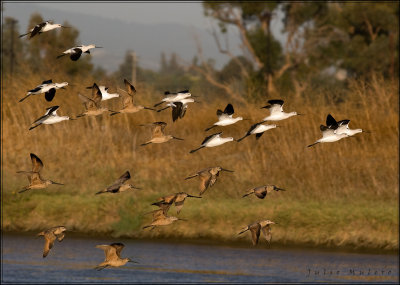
[[203, 2, 289, 97], [2, 17, 24, 76]]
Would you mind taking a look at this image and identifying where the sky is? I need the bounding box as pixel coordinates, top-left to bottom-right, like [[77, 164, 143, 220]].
[[2, 1, 286, 73], [34, 2, 209, 26]]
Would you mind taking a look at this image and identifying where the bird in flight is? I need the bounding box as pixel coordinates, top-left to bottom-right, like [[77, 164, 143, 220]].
[[19, 21, 69, 39]]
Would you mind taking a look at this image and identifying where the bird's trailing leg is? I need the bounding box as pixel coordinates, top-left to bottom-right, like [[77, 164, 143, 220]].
[[189, 146, 205, 153], [29, 124, 42, 131]]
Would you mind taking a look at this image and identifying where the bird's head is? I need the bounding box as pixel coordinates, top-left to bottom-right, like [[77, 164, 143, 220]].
[[56, 82, 69, 89]]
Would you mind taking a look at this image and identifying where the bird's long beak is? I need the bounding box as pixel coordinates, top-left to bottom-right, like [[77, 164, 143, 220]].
[[61, 25, 71, 28], [144, 107, 156, 111], [221, 168, 234, 172], [52, 181, 64, 185], [363, 130, 372, 133], [95, 46, 103, 48], [242, 118, 250, 121], [297, 113, 305, 115], [261, 106, 269, 109], [178, 218, 187, 222], [173, 136, 184, 140], [276, 188, 285, 191], [128, 259, 139, 263], [187, 194, 202, 198], [132, 186, 142, 190]]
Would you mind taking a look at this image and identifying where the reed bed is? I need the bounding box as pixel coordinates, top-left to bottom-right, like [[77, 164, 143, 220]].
[[2, 72, 398, 251]]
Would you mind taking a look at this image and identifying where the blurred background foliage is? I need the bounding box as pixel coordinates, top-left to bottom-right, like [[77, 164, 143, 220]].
[[2, 2, 398, 102]]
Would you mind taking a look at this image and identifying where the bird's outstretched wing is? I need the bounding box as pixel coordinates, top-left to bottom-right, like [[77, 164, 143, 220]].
[[70, 48, 83, 61], [152, 122, 167, 138], [30, 153, 44, 172], [106, 171, 131, 192]]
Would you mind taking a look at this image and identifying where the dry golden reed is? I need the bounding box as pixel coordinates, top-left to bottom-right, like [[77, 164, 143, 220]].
[[2, 70, 398, 251]]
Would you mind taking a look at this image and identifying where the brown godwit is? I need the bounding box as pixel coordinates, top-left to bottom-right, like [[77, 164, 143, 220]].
[[238, 220, 277, 247], [140, 121, 183, 146], [95, 171, 141, 195], [151, 192, 201, 214], [242, 185, 285, 199], [95, 243, 138, 270], [37, 226, 67, 258], [185, 166, 234, 195], [76, 83, 114, 118], [110, 79, 155, 116], [157, 98, 198, 122], [142, 208, 186, 230], [17, 153, 64, 193]]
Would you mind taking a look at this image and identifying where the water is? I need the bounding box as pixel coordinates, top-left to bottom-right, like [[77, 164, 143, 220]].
[[2, 234, 398, 283]]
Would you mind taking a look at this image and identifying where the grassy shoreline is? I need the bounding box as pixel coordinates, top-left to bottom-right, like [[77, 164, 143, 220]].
[[3, 229, 398, 256], [3, 189, 398, 253]]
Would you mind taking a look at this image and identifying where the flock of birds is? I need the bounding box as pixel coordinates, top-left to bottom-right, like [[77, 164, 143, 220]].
[[15, 20, 367, 271]]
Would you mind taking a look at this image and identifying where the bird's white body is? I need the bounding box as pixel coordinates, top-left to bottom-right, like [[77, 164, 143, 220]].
[[251, 124, 277, 134], [216, 116, 243, 127], [262, 100, 298, 121], [27, 82, 68, 95], [309, 127, 349, 147], [204, 134, 234, 147], [263, 111, 297, 121], [60, 44, 98, 55], [165, 98, 195, 108], [97, 86, 120, 101], [40, 110, 70, 125], [316, 132, 348, 143], [41, 115, 70, 125], [335, 124, 363, 137], [41, 23, 62, 32], [30, 106, 71, 131], [27, 22, 62, 34], [163, 93, 191, 103]]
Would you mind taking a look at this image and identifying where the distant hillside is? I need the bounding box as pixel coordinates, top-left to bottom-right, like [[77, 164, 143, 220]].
[[3, 2, 242, 73]]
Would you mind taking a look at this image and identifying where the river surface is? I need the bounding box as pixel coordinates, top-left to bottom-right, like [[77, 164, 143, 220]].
[[1, 234, 398, 283]]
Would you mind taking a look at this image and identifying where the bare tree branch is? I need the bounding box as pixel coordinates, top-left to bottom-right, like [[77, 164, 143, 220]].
[[209, 23, 249, 78], [182, 32, 239, 98], [363, 12, 380, 42]]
